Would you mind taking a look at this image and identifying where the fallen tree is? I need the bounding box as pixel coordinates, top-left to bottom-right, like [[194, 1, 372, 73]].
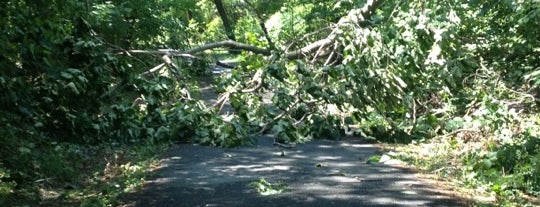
[[120, 0, 388, 138], [125, 0, 385, 68]]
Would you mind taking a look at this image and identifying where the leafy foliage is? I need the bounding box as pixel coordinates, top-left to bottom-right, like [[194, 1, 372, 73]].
[[249, 177, 288, 195]]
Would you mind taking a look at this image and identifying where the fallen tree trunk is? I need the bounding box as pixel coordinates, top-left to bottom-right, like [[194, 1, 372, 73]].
[[183, 40, 270, 55]]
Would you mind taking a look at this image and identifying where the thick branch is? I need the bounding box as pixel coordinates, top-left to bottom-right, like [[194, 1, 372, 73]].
[[126, 50, 197, 58], [183, 40, 271, 55], [212, 0, 236, 41]]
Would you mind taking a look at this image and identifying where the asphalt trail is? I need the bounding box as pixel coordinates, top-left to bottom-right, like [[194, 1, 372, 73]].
[[120, 136, 467, 207]]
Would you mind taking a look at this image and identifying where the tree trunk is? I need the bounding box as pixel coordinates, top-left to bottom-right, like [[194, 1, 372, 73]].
[[212, 0, 236, 41]]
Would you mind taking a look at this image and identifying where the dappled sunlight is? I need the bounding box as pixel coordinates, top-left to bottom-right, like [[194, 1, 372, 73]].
[[121, 137, 467, 206], [401, 190, 418, 195], [348, 144, 378, 148], [315, 176, 361, 183], [329, 162, 356, 168], [312, 155, 343, 161], [119, 135, 468, 206], [369, 197, 430, 206], [250, 165, 292, 172], [316, 145, 334, 149], [394, 180, 424, 186], [224, 164, 265, 171], [289, 154, 309, 159]]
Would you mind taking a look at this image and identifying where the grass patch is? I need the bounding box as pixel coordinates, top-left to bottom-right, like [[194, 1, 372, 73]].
[[390, 133, 540, 207]]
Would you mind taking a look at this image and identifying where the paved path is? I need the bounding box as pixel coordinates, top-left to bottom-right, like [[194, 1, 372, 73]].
[[120, 63, 467, 206], [121, 136, 466, 207]]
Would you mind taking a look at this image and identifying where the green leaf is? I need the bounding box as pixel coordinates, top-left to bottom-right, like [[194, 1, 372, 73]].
[[393, 75, 407, 88], [65, 82, 80, 94], [34, 122, 43, 128], [18, 147, 31, 154], [249, 178, 288, 195], [60, 72, 73, 79], [366, 155, 381, 164], [482, 159, 492, 168]]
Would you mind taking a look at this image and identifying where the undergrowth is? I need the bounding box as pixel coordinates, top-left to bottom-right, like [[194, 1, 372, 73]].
[[386, 83, 540, 206], [0, 141, 170, 206]]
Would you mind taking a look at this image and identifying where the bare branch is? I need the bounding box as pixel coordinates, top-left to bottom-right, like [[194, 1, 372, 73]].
[[184, 40, 271, 55], [127, 50, 197, 58]]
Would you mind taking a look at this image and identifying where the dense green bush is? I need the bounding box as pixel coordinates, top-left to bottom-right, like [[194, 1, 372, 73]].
[[0, 0, 222, 204]]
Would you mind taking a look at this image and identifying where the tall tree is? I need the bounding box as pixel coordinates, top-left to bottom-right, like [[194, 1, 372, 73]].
[[212, 0, 236, 41]]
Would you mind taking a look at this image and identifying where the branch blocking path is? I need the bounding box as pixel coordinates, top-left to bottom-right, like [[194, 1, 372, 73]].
[[125, 0, 386, 62], [119, 55, 468, 207]]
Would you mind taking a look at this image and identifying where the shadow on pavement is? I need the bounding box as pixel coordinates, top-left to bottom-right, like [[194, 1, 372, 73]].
[[120, 136, 472, 207]]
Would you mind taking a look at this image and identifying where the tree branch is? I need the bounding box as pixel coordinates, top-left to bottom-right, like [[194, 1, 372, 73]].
[[183, 40, 271, 55], [124, 0, 385, 61], [127, 50, 197, 58], [286, 0, 385, 60], [244, 0, 276, 50]]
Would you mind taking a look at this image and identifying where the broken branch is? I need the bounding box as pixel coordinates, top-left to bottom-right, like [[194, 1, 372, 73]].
[[123, 0, 385, 62]]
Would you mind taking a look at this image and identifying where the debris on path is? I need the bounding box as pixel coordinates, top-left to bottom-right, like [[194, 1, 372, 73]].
[[120, 136, 467, 207], [120, 62, 468, 207]]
